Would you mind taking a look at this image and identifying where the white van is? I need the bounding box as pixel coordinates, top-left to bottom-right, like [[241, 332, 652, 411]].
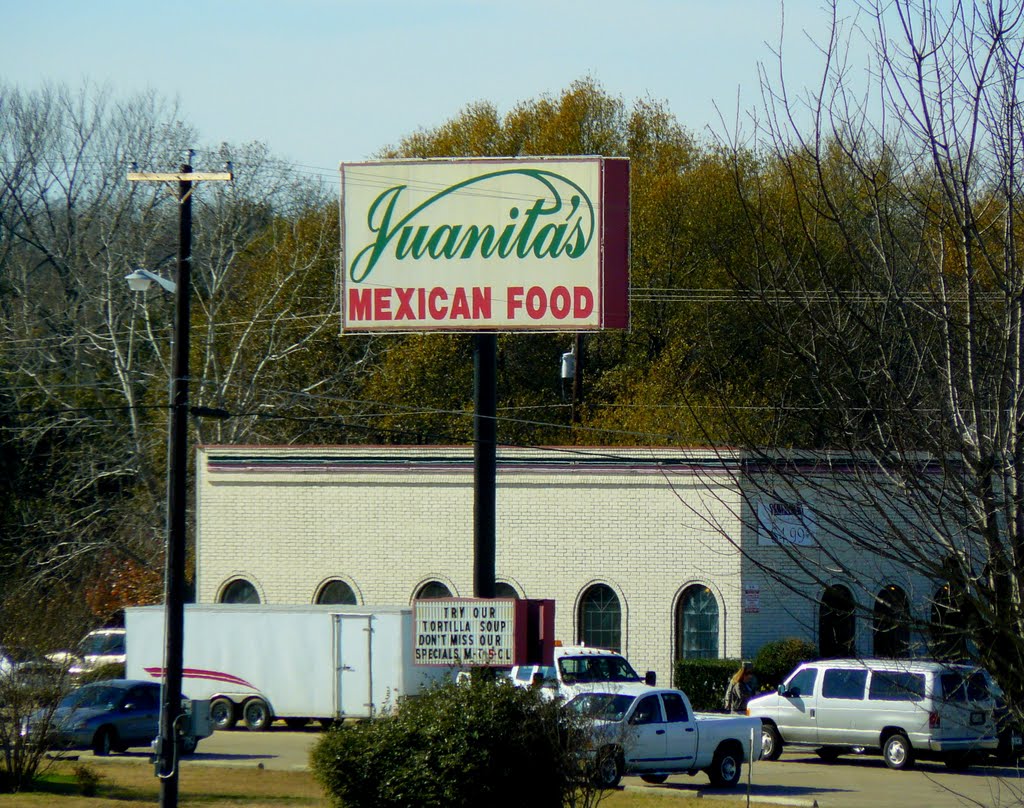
[[748, 658, 997, 769]]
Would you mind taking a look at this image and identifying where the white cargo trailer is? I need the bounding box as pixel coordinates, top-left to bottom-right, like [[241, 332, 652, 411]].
[[125, 604, 449, 731]]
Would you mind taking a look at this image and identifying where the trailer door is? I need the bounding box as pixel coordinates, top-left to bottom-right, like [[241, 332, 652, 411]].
[[334, 613, 374, 718]]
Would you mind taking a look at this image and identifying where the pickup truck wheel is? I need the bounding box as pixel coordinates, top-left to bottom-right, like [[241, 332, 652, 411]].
[[179, 735, 198, 755], [210, 697, 237, 731], [592, 747, 623, 789], [882, 732, 915, 770], [640, 774, 668, 784], [243, 697, 272, 732], [761, 723, 783, 761], [708, 744, 743, 788]]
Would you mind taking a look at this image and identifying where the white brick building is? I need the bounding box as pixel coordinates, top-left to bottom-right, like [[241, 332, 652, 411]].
[[195, 445, 937, 684]]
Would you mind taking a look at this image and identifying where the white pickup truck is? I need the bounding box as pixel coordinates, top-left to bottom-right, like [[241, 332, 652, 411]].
[[510, 645, 657, 700], [567, 684, 762, 788]]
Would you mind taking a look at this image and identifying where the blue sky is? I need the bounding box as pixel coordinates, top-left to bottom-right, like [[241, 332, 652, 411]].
[[4, 1, 840, 173]]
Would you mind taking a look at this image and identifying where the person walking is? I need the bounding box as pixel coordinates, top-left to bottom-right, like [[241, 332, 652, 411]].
[[724, 663, 756, 714]]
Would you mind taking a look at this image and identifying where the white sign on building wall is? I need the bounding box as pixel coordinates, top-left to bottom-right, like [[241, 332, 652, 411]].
[[414, 598, 518, 666], [339, 158, 629, 333], [757, 501, 817, 546]]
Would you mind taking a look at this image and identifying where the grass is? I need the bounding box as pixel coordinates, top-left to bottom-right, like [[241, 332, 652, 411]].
[[0, 761, 769, 807]]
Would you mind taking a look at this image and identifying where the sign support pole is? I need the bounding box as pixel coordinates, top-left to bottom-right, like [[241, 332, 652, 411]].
[[473, 333, 497, 599]]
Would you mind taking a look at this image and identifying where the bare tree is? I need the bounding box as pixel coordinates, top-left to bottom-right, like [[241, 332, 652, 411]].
[[709, 0, 1024, 702], [0, 82, 369, 605]]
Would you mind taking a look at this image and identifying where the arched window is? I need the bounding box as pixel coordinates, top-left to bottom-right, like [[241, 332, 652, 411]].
[[819, 585, 856, 657], [578, 584, 622, 651], [416, 580, 453, 599], [930, 584, 968, 660], [873, 585, 910, 657], [316, 579, 358, 605], [494, 582, 519, 599], [220, 578, 259, 604], [676, 585, 719, 660]]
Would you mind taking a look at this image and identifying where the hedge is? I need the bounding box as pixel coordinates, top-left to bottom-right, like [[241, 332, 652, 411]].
[[674, 658, 742, 712]]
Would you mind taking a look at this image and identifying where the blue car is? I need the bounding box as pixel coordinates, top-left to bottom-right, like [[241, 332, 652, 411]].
[[37, 679, 202, 756]]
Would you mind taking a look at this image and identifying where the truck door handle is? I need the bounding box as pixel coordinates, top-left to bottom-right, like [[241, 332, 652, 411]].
[[656, 729, 665, 735], [685, 727, 695, 732], [810, 709, 815, 718], [341, 665, 354, 671]]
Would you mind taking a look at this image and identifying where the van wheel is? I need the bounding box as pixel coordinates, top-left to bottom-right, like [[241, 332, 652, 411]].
[[882, 732, 915, 770], [210, 697, 237, 731], [243, 697, 272, 732], [708, 744, 743, 788], [761, 723, 783, 761]]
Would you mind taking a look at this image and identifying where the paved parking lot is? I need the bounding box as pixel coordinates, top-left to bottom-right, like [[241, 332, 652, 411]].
[[85, 729, 1024, 807]]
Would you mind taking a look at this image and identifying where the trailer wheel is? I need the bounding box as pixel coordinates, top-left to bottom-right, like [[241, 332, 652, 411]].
[[210, 697, 237, 731], [243, 697, 272, 732]]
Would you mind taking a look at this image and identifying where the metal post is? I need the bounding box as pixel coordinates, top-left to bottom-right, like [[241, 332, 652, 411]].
[[473, 333, 497, 598], [158, 165, 192, 808]]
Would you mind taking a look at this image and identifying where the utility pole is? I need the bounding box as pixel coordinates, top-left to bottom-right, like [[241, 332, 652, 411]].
[[473, 333, 497, 599], [127, 157, 231, 808]]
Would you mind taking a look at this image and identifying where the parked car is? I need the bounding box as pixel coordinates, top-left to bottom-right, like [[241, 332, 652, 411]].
[[28, 679, 210, 756], [511, 645, 656, 701], [567, 684, 761, 789], [68, 628, 126, 678], [748, 658, 998, 769]]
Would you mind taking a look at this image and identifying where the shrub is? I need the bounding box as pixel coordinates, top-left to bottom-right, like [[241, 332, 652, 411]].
[[753, 638, 818, 689], [311, 677, 600, 808], [674, 659, 741, 711], [73, 765, 103, 797]]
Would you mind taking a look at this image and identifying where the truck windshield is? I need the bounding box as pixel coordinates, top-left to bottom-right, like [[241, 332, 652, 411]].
[[559, 656, 641, 685], [567, 692, 635, 722], [80, 633, 124, 656]]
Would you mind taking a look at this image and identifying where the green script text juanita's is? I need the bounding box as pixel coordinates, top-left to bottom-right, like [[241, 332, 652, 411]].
[[347, 168, 596, 283]]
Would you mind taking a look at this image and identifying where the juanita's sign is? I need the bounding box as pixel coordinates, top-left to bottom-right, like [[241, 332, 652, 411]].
[[339, 158, 629, 332]]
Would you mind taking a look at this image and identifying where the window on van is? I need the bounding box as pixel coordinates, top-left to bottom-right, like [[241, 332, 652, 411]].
[[869, 671, 926, 701], [785, 667, 818, 698], [822, 668, 868, 699], [940, 672, 989, 703]]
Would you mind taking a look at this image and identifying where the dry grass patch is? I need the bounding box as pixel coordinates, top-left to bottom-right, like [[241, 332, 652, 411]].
[[0, 761, 767, 808]]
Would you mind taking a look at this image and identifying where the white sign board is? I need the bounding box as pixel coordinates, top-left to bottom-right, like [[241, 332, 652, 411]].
[[757, 501, 817, 546], [340, 158, 629, 332], [414, 598, 517, 666], [743, 585, 761, 613]]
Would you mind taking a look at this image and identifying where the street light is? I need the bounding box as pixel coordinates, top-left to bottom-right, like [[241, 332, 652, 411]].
[[126, 160, 230, 808], [125, 268, 177, 294]]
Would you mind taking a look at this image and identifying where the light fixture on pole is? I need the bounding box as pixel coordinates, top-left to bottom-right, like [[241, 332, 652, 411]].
[[125, 268, 177, 294], [127, 158, 231, 808]]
